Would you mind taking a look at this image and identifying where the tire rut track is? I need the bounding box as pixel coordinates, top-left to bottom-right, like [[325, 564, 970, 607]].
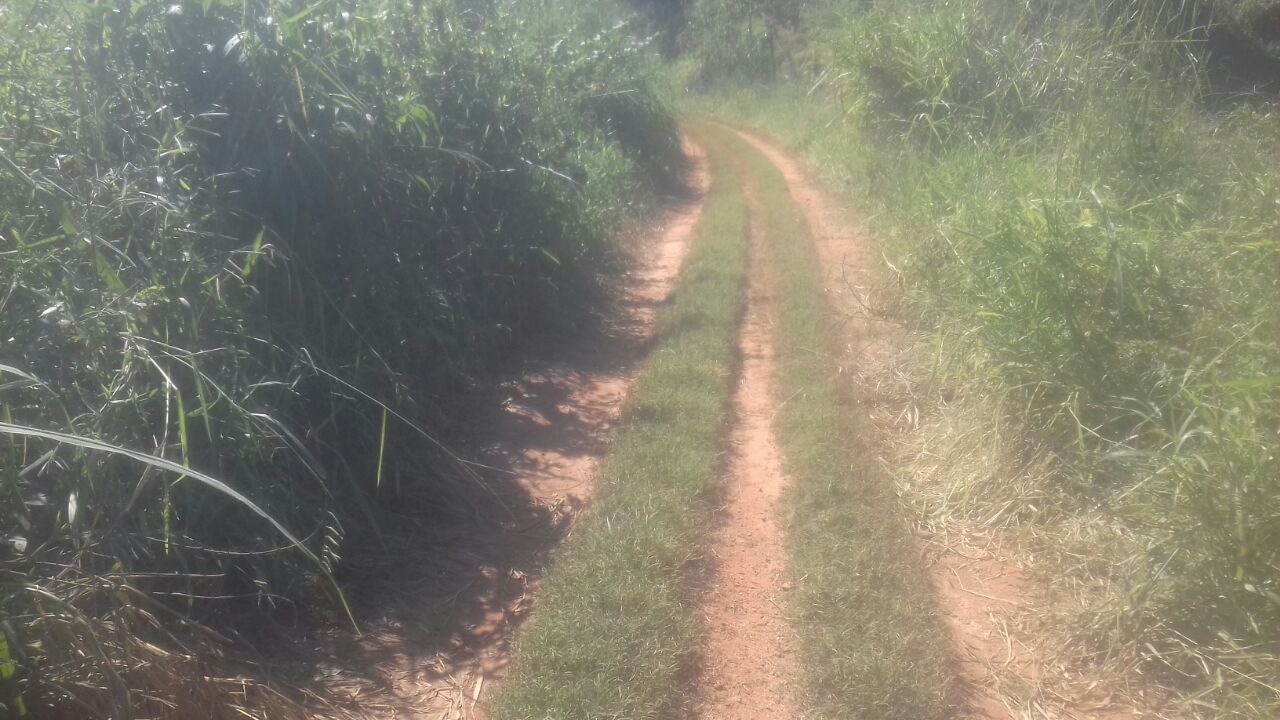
[[693, 148, 801, 720]]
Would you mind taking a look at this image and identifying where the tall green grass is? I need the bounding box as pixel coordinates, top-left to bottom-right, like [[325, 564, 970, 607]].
[[686, 0, 1280, 713], [0, 0, 680, 716]]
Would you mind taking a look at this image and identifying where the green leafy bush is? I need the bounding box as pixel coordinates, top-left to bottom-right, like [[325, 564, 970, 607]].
[[0, 0, 678, 716], [681, 0, 816, 87], [813, 0, 1280, 710]]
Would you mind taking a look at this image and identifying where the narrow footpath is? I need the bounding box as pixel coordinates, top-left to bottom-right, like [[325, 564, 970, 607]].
[[480, 122, 1162, 720], [729, 128, 1148, 720], [690, 123, 958, 720]]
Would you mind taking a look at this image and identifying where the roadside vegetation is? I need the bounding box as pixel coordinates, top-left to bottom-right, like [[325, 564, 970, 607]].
[[492, 121, 745, 720], [678, 0, 1280, 714], [0, 0, 679, 716], [8, 0, 1280, 716]]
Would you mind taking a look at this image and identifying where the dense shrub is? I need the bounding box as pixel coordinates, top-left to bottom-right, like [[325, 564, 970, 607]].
[[681, 0, 815, 87], [0, 0, 678, 716], [815, 0, 1280, 710]]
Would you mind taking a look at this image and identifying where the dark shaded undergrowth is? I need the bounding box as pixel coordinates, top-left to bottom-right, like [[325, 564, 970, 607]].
[[0, 1, 680, 716]]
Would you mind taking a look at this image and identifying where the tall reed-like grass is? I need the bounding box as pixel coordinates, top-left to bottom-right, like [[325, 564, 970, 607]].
[[809, 0, 1280, 712], [0, 0, 679, 716]]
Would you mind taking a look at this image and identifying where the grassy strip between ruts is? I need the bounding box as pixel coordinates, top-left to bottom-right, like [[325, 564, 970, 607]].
[[718, 125, 960, 720], [490, 122, 746, 720]]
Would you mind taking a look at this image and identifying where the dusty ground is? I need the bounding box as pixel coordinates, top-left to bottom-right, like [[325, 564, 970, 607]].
[[692, 174, 801, 720], [316, 140, 710, 720]]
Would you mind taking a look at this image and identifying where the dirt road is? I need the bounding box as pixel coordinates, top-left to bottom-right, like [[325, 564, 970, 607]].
[[324, 125, 1096, 720]]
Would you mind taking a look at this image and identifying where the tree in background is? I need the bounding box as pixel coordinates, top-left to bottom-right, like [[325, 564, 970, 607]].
[[684, 0, 818, 87], [622, 0, 691, 56]]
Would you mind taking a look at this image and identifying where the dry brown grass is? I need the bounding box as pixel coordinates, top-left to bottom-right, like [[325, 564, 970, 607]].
[[18, 600, 361, 719], [864, 350, 1197, 718]]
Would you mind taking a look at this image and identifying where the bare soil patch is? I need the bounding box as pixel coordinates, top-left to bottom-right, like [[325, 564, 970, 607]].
[[312, 139, 710, 720], [692, 174, 801, 720]]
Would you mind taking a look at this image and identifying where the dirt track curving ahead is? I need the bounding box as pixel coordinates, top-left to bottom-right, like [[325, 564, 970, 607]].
[[720, 127, 1023, 720], [729, 128, 1021, 720], [330, 125, 1130, 720]]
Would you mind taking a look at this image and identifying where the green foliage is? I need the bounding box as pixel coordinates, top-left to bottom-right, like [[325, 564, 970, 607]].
[[682, 0, 816, 87], [794, 0, 1280, 711], [0, 0, 679, 715]]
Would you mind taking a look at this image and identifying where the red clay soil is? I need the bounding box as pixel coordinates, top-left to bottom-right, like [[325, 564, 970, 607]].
[[693, 178, 801, 720], [730, 128, 1035, 720], [320, 139, 710, 720], [731, 129, 1160, 720]]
